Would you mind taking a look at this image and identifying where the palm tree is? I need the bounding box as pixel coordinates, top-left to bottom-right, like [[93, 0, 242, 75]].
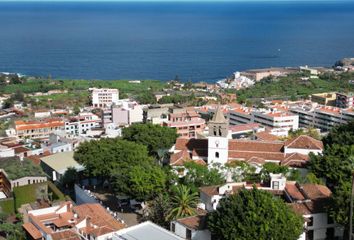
[[168, 185, 199, 220]]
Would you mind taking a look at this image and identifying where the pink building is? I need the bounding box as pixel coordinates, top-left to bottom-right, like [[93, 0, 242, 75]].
[[163, 110, 205, 138]]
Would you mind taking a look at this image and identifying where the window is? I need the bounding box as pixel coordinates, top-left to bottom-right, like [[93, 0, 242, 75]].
[[218, 127, 222, 136], [307, 217, 314, 227], [186, 229, 192, 240], [272, 181, 279, 190], [306, 230, 314, 240], [327, 215, 334, 224], [171, 223, 175, 232], [215, 152, 219, 158], [326, 228, 334, 239]]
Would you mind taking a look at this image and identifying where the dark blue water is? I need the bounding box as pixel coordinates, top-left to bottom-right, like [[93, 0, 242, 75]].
[[0, 1, 354, 82]]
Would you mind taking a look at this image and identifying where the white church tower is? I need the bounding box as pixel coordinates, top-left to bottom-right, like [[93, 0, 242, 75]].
[[208, 106, 229, 165]]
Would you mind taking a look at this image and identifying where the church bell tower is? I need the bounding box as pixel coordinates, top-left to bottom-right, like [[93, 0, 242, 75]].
[[207, 106, 229, 165]]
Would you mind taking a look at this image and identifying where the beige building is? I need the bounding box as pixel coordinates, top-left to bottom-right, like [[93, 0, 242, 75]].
[[311, 92, 336, 106]]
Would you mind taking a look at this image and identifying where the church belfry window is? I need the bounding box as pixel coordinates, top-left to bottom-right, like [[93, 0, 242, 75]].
[[215, 152, 219, 158], [218, 126, 222, 136]]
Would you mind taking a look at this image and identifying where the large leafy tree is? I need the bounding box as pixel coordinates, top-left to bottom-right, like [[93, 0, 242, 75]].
[[207, 188, 304, 240], [167, 185, 199, 220], [119, 163, 166, 200], [74, 138, 165, 200], [122, 123, 178, 156], [74, 138, 152, 177], [182, 162, 224, 192], [309, 121, 354, 234]]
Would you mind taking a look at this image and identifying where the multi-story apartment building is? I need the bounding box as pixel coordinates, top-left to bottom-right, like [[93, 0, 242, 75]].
[[15, 118, 65, 139], [90, 88, 119, 108], [228, 107, 299, 132], [290, 104, 354, 132], [112, 101, 143, 126], [163, 108, 206, 138], [65, 112, 101, 136], [336, 92, 354, 108]]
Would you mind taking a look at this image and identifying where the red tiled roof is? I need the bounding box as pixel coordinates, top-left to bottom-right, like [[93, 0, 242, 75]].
[[15, 119, 64, 131], [175, 138, 208, 151], [285, 183, 305, 201], [176, 214, 207, 230], [300, 184, 331, 200], [285, 135, 323, 150], [51, 230, 81, 240], [229, 123, 260, 133], [199, 185, 219, 197], [228, 140, 284, 152], [23, 222, 42, 240], [281, 153, 309, 167], [14, 146, 30, 154], [255, 131, 279, 142], [170, 150, 191, 166], [73, 203, 126, 235]]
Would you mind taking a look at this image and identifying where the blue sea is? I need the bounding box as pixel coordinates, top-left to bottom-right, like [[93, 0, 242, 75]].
[[0, 1, 354, 82]]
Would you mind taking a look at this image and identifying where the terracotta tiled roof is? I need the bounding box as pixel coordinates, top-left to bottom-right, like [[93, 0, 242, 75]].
[[15, 119, 64, 131], [228, 151, 285, 161], [285, 135, 323, 150], [176, 214, 207, 230], [73, 203, 126, 234], [27, 151, 51, 165], [246, 156, 266, 165], [300, 184, 331, 200], [229, 140, 284, 152], [170, 150, 191, 166], [23, 222, 42, 240], [290, 200, 329, 215], [175, 138, 208, 151], [285, 183, 305, 201], [199, 185, 219, 197], [14, 146, 30, 154], [229, 123, 260, 133], [281, 153, 309, 167], [51, 230, 81, 240], [255, 131, 279, 142]]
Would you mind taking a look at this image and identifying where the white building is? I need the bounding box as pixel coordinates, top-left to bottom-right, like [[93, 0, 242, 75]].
[[90, 88, 119, 108], [113, 221, 183, 240], [228, 106, 299, 134], [65, 112, 101, 136], [290, 103, 354, 132]]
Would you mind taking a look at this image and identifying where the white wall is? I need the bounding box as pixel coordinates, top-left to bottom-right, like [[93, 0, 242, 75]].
[[284, 147, 322, 155], [208, 136, 229, 165], [0, 147, 15, 158]]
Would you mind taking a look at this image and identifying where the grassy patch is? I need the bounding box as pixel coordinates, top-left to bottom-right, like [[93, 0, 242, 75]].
[[12, 181, 66, 211], [0, 79, 166, 95], [0, 199, 15, 215]]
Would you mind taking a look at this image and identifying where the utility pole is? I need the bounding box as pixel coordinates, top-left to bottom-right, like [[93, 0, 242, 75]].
[[349, 172, 354, 240]]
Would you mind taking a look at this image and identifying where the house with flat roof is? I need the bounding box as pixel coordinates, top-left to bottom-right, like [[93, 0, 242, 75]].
[[0, 157, 47, 194], [113, 221, 183, 240], [40, 151, 84, 182]]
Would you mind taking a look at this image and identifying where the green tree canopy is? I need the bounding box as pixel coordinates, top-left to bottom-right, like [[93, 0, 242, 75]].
[[308, 121, 354, 233], [74, 138, 153, 177], [182, 162, 224, 192], [207, 188, 304, 240], [118, 163, 166, 201], [74, 138, 165, 200], [122, 123, 178, 156]]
